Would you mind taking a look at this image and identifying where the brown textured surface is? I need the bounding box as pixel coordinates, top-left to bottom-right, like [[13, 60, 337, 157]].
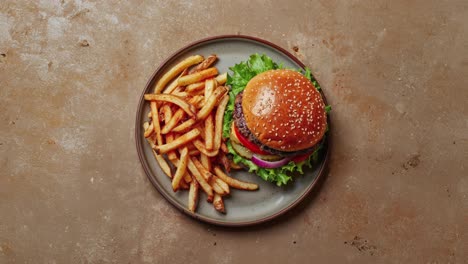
[[242, 69, 326, 151], [0, 0, 467, 263]]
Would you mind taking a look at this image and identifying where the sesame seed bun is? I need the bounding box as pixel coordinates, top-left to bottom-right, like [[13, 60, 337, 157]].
[[241, 69, 327, 152]]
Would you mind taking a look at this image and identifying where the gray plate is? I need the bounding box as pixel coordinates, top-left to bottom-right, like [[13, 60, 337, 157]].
[[135, 35, 329, 226]]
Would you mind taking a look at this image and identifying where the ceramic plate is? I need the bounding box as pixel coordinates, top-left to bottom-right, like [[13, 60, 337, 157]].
[[135, 35, 329, 226]]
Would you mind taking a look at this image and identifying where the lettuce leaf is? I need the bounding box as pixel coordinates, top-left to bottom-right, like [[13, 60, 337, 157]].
[[301, 68, 321, 90], [223, 53, 328, 186]]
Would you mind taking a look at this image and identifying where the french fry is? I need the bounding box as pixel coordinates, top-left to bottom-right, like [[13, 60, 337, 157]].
[[218, 151, 231, 172], [164, 134, 177, 162], [189, 94, 205, 104], [145, 94, 196, 118], [214, 166, 259, 191], [170, 86, 185, 95], [197, 86, 227, 120], [172, 119, 197, 133], [184, 173, 192, 183], [155, 153, 172, 178], [214, 95, 229, 150], [172, 147, 188, 191], [161, 105, 176, 160], [213, 194, 225, 213], [215, 72, 227, 85], [179, 155, 193, 184], [163, 68, 188, 94], [192, 157, 213, 182], [151, 94, 203, 136], [186, 81, 205, 93], [144, 122, 154, 138], [170, 156, 193, 184], [188, 176, 199, 212], [189, 54, 217, 74], [143, 121, 150, 131], [193, 139, 218, 157], [191, 157, 224, 195], [145, 137, 172, 178], [194, 89, 207, 97], [171, 91, 188, 98], [190, 95, 205, 109], [154, 128, 201, 154], [161, 109, 185, 134], [150, 102, 163, 146], [196, 126, 205, 141], [187, 159, 213, 202], [200, 153, 212, 172], [154, 55, 204, 94], [160, 104, 173, 123], [143, 118, 154, 138], [210, 179, 227, 196], [178, 67, 218, 86], [204, 114, 214, 150], [188, 149, 201, 156], [213, 176, 230, 194], [204, 78, 216, 102]]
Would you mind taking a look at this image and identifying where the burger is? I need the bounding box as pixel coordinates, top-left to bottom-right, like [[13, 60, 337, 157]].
[[223, 54, 330, 186]]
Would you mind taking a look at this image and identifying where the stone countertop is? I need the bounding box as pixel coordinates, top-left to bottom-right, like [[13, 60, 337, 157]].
[[0, 1, 467, 263]]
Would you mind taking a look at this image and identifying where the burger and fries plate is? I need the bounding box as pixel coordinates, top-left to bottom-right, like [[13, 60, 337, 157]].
[[135, 35, 329, 226]]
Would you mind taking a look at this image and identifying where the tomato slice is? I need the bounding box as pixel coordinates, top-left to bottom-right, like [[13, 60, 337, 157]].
[[291, 152, 313, 163], [233, 125, 271, 155]]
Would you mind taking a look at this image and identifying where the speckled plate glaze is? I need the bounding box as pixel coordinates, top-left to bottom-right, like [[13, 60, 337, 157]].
[[135, 35, 329, 226]]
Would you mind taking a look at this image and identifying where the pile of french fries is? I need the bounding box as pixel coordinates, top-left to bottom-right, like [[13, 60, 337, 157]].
[[143, 54, 259, 213]]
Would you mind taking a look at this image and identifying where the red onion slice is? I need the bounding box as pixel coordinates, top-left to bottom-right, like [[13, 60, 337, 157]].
[[251, 155, 291, 169]]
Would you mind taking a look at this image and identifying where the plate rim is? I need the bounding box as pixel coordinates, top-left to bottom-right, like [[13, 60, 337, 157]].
[[135, 34, 330, 227]]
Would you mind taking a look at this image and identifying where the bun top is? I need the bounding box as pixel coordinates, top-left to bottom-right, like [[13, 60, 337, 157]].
[[241, 69, 327, 152]]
